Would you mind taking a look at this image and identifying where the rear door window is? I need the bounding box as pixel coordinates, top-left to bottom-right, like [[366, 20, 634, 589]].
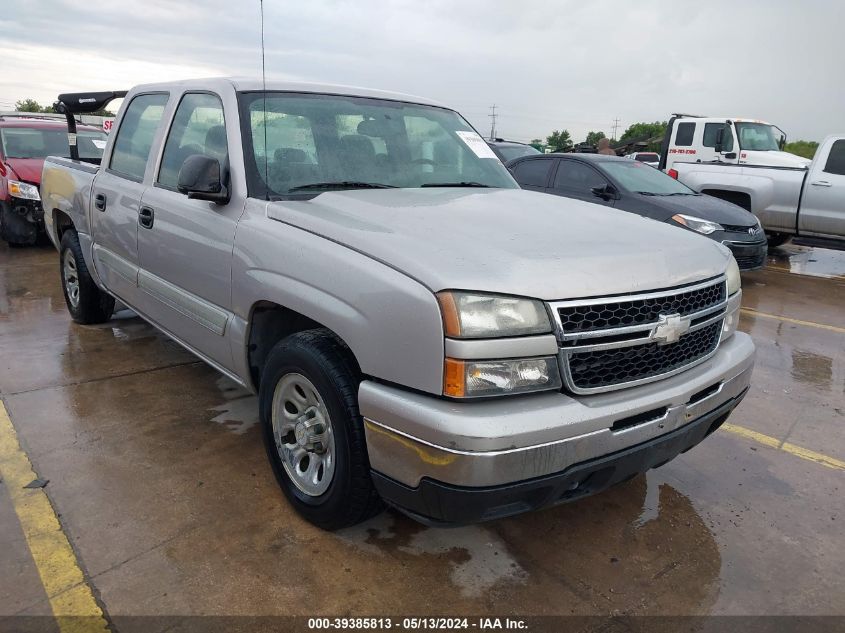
[[674, 122, 695, 147], [512, 158, 552, 187], [109, 93, 169, 181], [823, 139, 845, 176]]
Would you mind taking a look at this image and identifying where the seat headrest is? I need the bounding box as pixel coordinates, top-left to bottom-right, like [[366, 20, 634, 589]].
[[274, 147, 308, 163]]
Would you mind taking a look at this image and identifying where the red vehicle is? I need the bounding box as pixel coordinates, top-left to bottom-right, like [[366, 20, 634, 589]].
[[0, 115, 108, 245]]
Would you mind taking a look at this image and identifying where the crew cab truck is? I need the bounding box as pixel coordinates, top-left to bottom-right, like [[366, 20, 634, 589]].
[[667, 134, 845, 247], [41, 78, 755, 529], [660, 114, 811, 171]]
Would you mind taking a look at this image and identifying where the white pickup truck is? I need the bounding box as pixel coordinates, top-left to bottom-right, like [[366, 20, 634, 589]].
[[666, 134, 845, 247]]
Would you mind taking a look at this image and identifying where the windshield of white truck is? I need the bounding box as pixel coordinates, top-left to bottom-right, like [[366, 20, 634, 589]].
[[239, 92, 518, 198], [0, 127, 107, 161], [735, 123, 781, 151], [602, 160, 697, 195]]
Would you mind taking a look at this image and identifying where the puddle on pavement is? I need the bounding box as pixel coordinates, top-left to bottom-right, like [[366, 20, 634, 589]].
[[790, 349, 834, 390], [208, 376, 259, 434], [338, 511, 527, 598], [768, 245, 845, 279]]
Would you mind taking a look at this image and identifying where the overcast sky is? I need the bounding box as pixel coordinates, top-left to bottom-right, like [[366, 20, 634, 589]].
[[1, 0, 842, 143]]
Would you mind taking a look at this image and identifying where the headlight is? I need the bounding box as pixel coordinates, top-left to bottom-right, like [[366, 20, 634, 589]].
[[8, 180, 40, 201], [671, 213, 722, 235], [722, 289, 742, 340], [437, 291, 551, 338], [444, 356, 561, 397], [726, 255, 741, 296]]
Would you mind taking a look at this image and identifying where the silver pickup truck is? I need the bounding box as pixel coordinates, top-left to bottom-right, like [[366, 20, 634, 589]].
[[668, 134, 845, 248], [41, 78, 755, 529]]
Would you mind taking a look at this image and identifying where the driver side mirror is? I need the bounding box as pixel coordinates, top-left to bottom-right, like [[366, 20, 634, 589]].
[[177, 154, 229, 204], [591, 183, 618, 200], [778, 135, 786, 151], [714, 128, 724, 154]]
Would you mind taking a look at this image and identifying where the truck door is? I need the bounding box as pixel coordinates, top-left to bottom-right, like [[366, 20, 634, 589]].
[[91, 93, 169, 306], [700, 122, 739, 164], [135, 91, 241, 371], [798, 137, 845, 238], [664, 121, 696, 170]]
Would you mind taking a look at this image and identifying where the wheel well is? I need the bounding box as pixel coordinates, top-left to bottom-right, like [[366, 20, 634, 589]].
[[246, 302, 358, 391], [52, 209, 75, 240], [700, 189, 752, 212]]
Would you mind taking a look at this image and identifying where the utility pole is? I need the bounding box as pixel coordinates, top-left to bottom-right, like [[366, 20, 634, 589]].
[[612, 118, 621, 141], [488, 105, 498, 140]]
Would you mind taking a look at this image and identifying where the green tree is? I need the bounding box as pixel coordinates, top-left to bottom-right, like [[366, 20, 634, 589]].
[[620, 121, 667, 142], [14, 98, 48, 113], [546, 129, 572, 152], [529, 138, 545, 151], [784, 140, 818, 159], [584, 131, 606, 146]]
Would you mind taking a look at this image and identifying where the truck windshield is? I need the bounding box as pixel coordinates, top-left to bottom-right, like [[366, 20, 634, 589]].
[[239, 92, 518, 198], [735, 123, 781, 151], [602, 160, 696, 195], [0, 127, 107, 161]]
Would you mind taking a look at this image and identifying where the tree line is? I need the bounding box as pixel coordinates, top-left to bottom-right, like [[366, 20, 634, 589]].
[[11, 98, 114, 117]]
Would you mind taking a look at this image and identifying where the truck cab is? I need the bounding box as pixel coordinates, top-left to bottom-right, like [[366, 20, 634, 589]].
[[661, 114, 811, 171]]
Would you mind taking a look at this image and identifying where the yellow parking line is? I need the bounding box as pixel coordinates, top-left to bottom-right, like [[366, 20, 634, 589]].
[[0, 401, 108, 632], [722, 422, 845, 471], [740, 308, 845, 334]]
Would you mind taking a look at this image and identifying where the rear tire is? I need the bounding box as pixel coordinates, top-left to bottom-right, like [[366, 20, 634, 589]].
[[766, 232, 791, 248], [59, 230, 115, 324], [259, 329, 383, 530]]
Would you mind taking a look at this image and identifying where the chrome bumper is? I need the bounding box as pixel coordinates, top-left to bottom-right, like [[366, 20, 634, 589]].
[[360, 332, 755, 489]]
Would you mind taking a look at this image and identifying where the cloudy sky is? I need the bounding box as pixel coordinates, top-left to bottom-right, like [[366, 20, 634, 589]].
[[1, 0, 842, 143]]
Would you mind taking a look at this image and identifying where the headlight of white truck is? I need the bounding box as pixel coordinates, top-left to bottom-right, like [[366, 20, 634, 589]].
[[436, 291, 551, 338], [722, 255, 742, 340], [671, 213, 723, 235], [726, 255, 741, 296], [444, 356, 562, 398], [8, 180, 41, 201]]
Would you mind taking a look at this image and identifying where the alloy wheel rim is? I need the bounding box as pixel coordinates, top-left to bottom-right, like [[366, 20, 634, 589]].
[[271, 373, 335, 497], [63, 250, 80, 308]]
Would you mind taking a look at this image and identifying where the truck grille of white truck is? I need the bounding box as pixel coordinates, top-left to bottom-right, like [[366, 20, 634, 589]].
[[551, 277, 727, 394]]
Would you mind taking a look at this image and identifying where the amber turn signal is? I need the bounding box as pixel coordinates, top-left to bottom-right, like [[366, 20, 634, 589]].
[[443, 358, 466, 397]]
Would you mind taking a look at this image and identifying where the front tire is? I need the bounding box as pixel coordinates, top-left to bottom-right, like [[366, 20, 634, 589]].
[[766, 232, 791, 248], [259, 329, 383, 530], [59, 230, 115, 324]]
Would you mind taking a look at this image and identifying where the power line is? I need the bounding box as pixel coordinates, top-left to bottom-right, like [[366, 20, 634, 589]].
[[612, 117, 621, 140], [488, 104, 498, 140]]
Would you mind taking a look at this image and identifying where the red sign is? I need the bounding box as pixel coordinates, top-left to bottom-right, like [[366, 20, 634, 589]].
[[103, 118, 115, 133]]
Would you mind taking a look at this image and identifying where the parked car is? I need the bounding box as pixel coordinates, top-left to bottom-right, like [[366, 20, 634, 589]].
[[487, 138, 540, 163], [667, 134, 845, 248], [42, 78, 754, 529], [626, 151, 659, 167], [659, 114, 810, 171], [508, 153, 767, 270], [0, 115, 107, 245]]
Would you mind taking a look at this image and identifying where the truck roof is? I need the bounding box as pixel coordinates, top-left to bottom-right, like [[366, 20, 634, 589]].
[[675, 114, 773, 125], [128, 77, 448, 109]]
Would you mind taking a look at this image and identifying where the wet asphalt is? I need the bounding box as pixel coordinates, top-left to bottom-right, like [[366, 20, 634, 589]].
[[0, 241, 842, 622]]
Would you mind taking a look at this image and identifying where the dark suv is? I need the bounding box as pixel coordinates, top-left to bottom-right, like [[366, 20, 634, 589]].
[[487, 138, 541, 163]]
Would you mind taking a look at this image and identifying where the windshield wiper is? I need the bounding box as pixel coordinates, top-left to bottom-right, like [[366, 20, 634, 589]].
[[420, 182, 491, 188], [634, 191, 658, 196], [286, 181, 397, 193]]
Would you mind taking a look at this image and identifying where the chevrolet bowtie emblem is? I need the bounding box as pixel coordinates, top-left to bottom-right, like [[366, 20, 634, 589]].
[[652, 313, 691, 345]]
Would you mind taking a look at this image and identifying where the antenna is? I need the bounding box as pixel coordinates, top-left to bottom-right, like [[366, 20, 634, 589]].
[[260, 0, 269, 200]]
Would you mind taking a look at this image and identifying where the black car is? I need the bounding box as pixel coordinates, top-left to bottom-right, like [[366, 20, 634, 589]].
[[508, 153, 767, 270], [487, 138, 541, 163]]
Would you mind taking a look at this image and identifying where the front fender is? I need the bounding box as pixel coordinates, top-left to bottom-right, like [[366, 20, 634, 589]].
[[231, 209, 445, 395]]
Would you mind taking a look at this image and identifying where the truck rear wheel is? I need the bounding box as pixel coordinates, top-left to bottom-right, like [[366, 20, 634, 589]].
[[259, 329, 383, 530], [59, 230, 115, 324], [766, 232, 791, 248]]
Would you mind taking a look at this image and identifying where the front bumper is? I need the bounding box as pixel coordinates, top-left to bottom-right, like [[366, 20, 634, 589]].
[[361, 332, 755, 523], [722, 238, 767, 271]]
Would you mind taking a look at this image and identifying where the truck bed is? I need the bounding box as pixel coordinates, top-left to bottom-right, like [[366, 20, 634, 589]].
[[41, 156, 99, 248]]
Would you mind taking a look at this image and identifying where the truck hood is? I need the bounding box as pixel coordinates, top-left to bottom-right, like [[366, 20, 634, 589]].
[[740, 150, 811, 168], [636, 192, 759, 226], [3, 158, 45, 184], [267, 188, 730, 300]]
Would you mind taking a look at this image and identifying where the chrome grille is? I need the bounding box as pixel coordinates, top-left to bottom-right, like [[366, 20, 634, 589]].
[[550, 277, 727, 394]]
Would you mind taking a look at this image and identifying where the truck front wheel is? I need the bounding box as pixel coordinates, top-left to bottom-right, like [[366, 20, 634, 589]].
[[59, 230, 115, 324], [766, 232, 791, 248], [259, 329, 383, 530]]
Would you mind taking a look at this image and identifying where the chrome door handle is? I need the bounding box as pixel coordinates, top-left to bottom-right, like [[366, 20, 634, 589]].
[[811, 180, 832, 187]]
